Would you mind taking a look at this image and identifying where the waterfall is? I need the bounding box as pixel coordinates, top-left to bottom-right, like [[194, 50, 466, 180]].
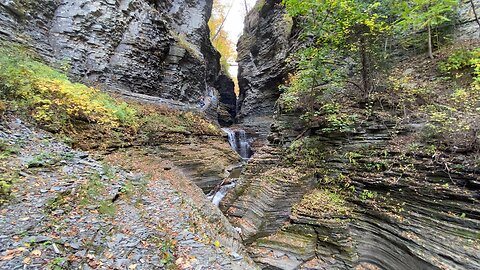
[[208, 128, 251, 207], [222, 128, 252, 160], [210, 182, 236, 207], [207, 154, 245, 207]]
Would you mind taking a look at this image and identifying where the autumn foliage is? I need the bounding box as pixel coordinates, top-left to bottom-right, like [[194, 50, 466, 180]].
[[208, 0, 236, 74]]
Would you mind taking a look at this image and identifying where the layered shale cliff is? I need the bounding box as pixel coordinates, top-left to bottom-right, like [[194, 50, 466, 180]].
[[0, 1, 253, 269], [0, 0, 236, 109], [236, 0, 299, 144], [224, 114, 480, 269], [225, 0, 480, 269]]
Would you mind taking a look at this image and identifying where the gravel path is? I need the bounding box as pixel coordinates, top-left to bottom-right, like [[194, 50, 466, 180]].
[[0, 116, 255, 270]]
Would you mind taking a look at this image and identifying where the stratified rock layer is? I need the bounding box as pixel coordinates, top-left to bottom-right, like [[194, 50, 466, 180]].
[[236, 0, 298, 142], [223, 113, 480, 270], [0, 0, 223, 104], [230, 1, 480, 269]]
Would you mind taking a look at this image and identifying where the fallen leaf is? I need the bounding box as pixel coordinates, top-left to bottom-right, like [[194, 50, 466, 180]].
[[104, 251, 114, 259], [31, 250, 42, 257], [23, 257, 32, 264], [0, 254, 15, 261], [128, 264, 137, 269], [214, 240, 220, 248]]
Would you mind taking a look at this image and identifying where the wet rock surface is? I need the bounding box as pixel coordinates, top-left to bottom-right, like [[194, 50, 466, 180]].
[[0, 0, 220, 104], [141, 132, 241, 193], [0, 116, 256, 269], [223, 114, 480, 270]]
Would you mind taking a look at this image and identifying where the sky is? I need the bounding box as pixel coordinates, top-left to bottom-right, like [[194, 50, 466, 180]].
[[219, 0, 257, 76], [222, 0, 257, 43]]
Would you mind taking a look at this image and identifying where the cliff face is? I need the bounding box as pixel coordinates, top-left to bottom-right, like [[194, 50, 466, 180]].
[[226, 1, 480, 269], [222, 113, 480, 270], [236, 0, 480, 144], [0, 0, 232, 105], [215, 71, 237, 126], [236, 0, 298, 141]]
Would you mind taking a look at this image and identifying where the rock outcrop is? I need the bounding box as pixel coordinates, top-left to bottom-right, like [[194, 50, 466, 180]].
[[227, 1, 480, 269], [223, 113, 480, 270], [236, 0, 299, 143], [457, 0, 480, 40], [0, 0, 229, 105], [215, 72, 237, 126]]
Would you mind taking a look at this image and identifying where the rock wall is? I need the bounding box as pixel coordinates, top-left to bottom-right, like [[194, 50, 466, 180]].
[[0, 0, 235, 106], [215, 71, 237, 126], [236, 0, 480, 145], [456, 0, 480, 40], [236, 0, 299, 142], [228, 1, 480, 269], [222, 114, 480, 270]]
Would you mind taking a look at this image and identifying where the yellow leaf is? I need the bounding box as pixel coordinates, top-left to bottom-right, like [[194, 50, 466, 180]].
[[214, 240, 220, 248], [23, 257, 31, 264], [31, 250, 41, 257]]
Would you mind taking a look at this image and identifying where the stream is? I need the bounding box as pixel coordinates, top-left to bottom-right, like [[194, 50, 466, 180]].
[[208, 127, 252, 206], [222, 128, 252, 160]]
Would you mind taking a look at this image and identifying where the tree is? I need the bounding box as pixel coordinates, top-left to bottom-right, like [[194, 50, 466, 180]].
[[208, 0, 236, 74], [282, 0, 389, 97], [469, 0, 480, 36], [395, 0, 459, 59]]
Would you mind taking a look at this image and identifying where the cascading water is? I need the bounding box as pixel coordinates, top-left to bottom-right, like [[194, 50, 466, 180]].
[[207, 165, 242, 207], [221, 128, 252, 160], [210, 182, 236, 207], [208, 128, 252, 206]]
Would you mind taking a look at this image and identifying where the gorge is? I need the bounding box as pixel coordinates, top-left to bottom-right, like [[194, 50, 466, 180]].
[[0, 0, 480, 270]]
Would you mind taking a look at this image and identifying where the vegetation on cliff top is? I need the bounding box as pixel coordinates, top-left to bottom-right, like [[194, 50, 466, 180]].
[[280, 0, 480, 152], [0, 43, 222, 149], [209, 0, 237, 75]]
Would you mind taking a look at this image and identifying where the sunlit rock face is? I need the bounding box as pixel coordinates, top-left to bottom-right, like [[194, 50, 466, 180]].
[[456, 0, 480, 40], [0, 0, 222, 104]]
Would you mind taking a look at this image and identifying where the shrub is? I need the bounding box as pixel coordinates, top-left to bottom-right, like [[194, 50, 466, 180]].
[[286, 137, 326, 167], [293, 189, 351, 217], [424, 104, 480, 151], [422, 48, 480, 151], [439, 48, 480, 78], [0, 43, 137, 132], [0, 100, 5, 118], [0, 171, 18, 205]]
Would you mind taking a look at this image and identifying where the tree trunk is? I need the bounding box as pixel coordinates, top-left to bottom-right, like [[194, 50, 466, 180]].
[[427, 23, 433, 59], [360, 35, 370, 98], [211, 3, 234, 41], [470, 0, 480, 37], [244, 0, 249, 15]]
